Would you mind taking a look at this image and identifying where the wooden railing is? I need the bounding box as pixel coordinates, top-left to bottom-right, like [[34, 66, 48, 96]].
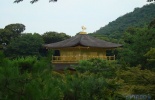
[[52, 55, 115, 63]]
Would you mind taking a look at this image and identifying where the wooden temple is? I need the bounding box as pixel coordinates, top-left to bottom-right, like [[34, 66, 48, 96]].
[[44, 27, 122, 70]]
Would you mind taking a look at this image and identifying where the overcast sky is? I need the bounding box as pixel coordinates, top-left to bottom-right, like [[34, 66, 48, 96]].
[[0, 0, 151, 36]]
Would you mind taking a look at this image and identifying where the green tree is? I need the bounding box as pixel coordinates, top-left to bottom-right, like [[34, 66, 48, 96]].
[[4, 23, 25, 37], [42, 31, 70, 44], [0, 23, 26, 47], [119, 27, 155, 68], [148, 18, 155, 29], [144, 48, 155, 69], [73, 59, 124, 99], [117, 66, 155, 98], [0, 55, 124, 100], [76, 58, 117, 78], [5, 33, 44, 57], [0, 29, 13, 45], [0, 55, 54, 100]]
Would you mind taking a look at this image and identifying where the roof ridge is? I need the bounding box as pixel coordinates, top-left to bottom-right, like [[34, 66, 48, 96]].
[[79, 34, 83, 44]]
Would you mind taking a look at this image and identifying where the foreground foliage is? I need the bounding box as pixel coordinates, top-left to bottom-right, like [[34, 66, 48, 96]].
[[0, 53, 124, 99], [1, 54, 155, 99], [117, 66, 155, 98]]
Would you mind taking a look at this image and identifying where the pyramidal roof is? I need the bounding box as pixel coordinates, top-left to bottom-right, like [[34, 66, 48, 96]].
[[44, 33, 122, 49]]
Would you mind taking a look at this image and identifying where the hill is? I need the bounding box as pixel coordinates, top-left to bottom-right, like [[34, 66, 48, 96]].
[[93, 3, 155, 39]]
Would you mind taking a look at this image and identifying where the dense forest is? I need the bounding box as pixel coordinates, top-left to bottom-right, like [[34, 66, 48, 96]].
[[0, 23, 70, 58], [1, 3, 155, 99], [94, 3, 155, 39]]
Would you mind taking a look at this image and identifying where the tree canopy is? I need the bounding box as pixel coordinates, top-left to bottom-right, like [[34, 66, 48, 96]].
[[5, 33, 44, 57], [42, 31, 71, 44], [0, 23, 71, 58], [4, 23, 25, 35], [119, 26, 155, 69], [0, 23, 25, 45]]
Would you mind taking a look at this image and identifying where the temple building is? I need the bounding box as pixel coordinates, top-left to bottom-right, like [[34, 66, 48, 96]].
[[44, 27, 122, 70]]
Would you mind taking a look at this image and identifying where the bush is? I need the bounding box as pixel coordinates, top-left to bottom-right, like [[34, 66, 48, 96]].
[[76, 58, 118, 78]]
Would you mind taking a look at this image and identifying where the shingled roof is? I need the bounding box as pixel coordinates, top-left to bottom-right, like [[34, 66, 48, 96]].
[[44, 34, 122, 48]]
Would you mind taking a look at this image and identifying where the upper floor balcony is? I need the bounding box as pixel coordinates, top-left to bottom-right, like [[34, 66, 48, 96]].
[[52, 55, 115, 63]]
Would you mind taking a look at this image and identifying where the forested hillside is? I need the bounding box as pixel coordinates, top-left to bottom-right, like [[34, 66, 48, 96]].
[[94, 3, 155, 39]]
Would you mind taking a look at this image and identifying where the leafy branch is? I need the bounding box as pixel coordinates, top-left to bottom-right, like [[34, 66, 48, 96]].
[[14, 0, 57, 4], [13, 0, 154, 4], [147, 0, 155, 2]]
